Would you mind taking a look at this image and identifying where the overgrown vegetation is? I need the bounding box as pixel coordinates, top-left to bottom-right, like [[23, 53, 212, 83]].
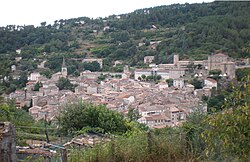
[[57, 101, 147, 136], [0, 98, 57, 145], [70, 130, 191, 162]]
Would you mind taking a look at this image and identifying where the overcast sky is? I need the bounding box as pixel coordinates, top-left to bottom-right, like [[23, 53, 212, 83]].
[[1, 0, 214, 27]]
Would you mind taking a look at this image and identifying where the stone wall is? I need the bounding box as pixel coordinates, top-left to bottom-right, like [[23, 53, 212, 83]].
[[0, 122, 16, 162]]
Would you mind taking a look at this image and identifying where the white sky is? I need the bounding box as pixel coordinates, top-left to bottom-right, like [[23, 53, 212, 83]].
[[0, 0, 214, 27]]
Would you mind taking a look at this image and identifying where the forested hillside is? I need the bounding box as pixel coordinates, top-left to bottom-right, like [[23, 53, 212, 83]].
[[0, 1, 250, 94], [1, 2, 250, 161]]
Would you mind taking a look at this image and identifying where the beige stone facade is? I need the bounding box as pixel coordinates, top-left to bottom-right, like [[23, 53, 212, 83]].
[[82, 58, 103, 69], [144, 56, 155, 64], [208, 53, 235, 79]]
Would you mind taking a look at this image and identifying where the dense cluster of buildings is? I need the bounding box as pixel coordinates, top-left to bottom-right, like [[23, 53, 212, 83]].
[[4, 52, 237, 128]]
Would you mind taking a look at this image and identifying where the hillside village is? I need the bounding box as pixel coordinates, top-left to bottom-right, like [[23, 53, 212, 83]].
[[0, 2, 250, 161], [4, 52, 242, 128]]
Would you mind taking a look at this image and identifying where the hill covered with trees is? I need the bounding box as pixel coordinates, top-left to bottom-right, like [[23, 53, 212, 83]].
[[0, 1, 250, 94]]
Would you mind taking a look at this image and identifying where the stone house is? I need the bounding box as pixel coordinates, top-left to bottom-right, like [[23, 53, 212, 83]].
[[63, 133, 110, 149], [156, 69, 170, 80], [168, 68, 186, 79], [185, 84, 195, 92], [26, 81, 36, 91], [75, 86, 86, 94], [39, 86, 59, 96], [165, 106, 186, 126], [144, 56, 154, 64], [29, 72, 41, 82], [87, 86, 98, 94], [29, 106, 42, 119], [80, 71, 100, 79], [29, 105, 59, 121], [173, 78, 184, 88], [138, 114, 171, 128], [157, 82, 169, 90], [134, 69, 152, 80], [138, 104, 166, 116], [204, 78, 217, 89]]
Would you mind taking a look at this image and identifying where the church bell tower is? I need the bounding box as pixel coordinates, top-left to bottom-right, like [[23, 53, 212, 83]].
[[61, 57, 67, 78]]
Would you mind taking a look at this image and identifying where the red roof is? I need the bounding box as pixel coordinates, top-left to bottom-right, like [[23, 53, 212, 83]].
[[26, 81, 36, 85], [214, 53, 227, 57]]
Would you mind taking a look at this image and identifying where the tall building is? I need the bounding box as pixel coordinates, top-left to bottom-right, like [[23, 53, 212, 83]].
[[123, 65, 129, 73], [208, 53, 228, 71], [208, 53, 235, 79], [61, 57, 67, 78], [220, 62, 235, 79], [173, 54, 179, 66]]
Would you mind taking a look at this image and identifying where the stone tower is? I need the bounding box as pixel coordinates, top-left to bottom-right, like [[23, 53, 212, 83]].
[[123, 65, 129, 73], [207, 53, 228, 71], [61, 57, 67, 78], [173, 54, 179, 66]]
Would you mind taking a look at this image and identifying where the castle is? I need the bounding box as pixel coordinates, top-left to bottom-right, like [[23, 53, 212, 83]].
[[162, 53, 235, 79], [207, 53, 235, 78], [136, 53, 236, 80]]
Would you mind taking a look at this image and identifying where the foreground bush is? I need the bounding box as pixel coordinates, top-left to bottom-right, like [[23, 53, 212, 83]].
[[58, 101, 131, 135]]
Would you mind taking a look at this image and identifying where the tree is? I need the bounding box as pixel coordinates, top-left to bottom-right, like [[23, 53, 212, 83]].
[[146, 75, 153, 81], [166, 78, 173, 87], [0, 103, 11, 120], [73, 70, 80, 77], [236, 68, 250, 81], [127, 108, 139, 122], [187, 62, 195, 74], [145, 40, 150, 46], [182, 110, 207, 159], [114, 74, 122, 78], [202, 76, 250, 160], [6, 84, 17, 94], [81, 61, 100, 72], [98, 74, 106, 81], [40, 21, 47, 27], [190, 78, 203, 89], [197, 64, 203, 69], [141, 74, 146, 81], [34, 82, 42, 91], [207, 94, 225, 112], [111, 31, 129, 42], [59, 101, 130, 135], [45, 55, 64, 72], [155, 75, 162, 81], [40, 69, 52, 79], [18, 71, 28, 88], [209, 70, 221, 75], [209, 69, 222, 80], [56, 77, 75, 91]]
